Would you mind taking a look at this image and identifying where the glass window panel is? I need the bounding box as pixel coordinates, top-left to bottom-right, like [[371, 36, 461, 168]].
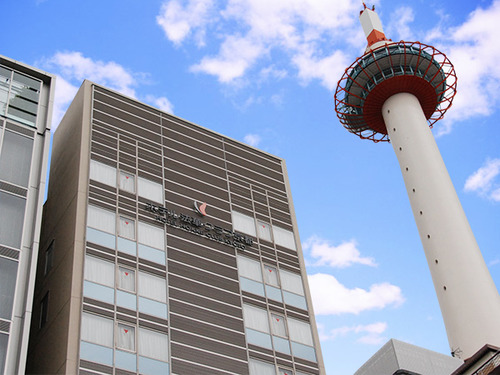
[[89, 159, 116, 187], [291, 342, 317, 362], [138, 221, 164, 249], [139, 356, 169, 375], [0, 130, 33, 187], [283, 292, 307, 310], [9, 96, 38, 114], [115, 349, 137, 372], [279, 369, 293, 375], [0, 257, 18, 319], [0, 333, 8, 375], [272, 226, 296, 250], [0, 190, 26, 248], [287, 318, 313, 346], [83, 281, 115, 304], [84, 255, 114, 287], [232, 211, 256, 237], [138, 244, 166, 265], [117, 237, 136, 255], [119, 217, 135, 240], [138, 272, 166, 302], [237, 255, 262, 282], [248, 358, 275, 375], [7, 106, 36, 126], [81, 312, 113, 347], [274, 336, 291, 355], [44, 241, 54, 275], [119, 171, 135, 193], [87, 205, 115, 233], [138, 328, 168, 361], [86, 227, 116, 249], [271, 314, 287, 337], [240, 277, 265, 297], [117, 323, 135, 351], [263, 265, 279, 286], [245, 328, 273, 350], [265, 285, 283, 302], [280, 270, 304, 296], [138, 297, 168, 319], [39, 292, 49, 328], [137, 177, 163, 203], [257, 221, 272, 242], [13, 71, 41, 91], [79, 341, 113, 366], [117, 290, 137, 310], [118, 267, 135, 292], [243, 304, 269, 333]]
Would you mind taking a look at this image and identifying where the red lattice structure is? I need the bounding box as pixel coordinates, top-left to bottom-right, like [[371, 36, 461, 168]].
[[334, 41, 457, 142]]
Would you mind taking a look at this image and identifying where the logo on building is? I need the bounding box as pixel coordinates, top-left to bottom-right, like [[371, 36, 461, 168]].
[[194, 201, 207, 216]]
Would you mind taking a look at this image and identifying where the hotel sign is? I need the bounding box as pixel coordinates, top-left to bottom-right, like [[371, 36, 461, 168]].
[[145, 203, 253, 250]]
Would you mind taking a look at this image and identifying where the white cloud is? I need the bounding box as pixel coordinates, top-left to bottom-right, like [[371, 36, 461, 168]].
[[303, 236, 376, 268], [328, 322, 387, 345], [157, 0, 360, 86], [156, 0, 214, 46], [243, 133, 261, 147], [433, 0, 500, 133], [387, 6, 415, 41], [308, 273, 404, 315], [464, 158, 500, 201], [40, 52, 175, 129]]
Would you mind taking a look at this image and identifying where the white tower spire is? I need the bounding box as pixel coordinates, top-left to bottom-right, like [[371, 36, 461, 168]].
[[335, 5, 500, 359]]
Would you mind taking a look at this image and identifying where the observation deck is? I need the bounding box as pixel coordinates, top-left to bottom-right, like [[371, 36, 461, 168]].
[[335, 41, 457, 142]]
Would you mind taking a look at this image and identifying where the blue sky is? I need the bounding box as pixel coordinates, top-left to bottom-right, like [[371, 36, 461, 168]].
[[3, 0, 500, 373]]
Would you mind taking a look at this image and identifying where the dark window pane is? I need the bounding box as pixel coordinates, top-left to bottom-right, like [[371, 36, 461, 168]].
[[0, 332, 8, 375], [0, 130, 34, 187], [0, 191, 26, 248], [0, 257, 18, 320]]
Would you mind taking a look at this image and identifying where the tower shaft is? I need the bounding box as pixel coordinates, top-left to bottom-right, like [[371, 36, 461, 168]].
[[382, 92, 500, 358]]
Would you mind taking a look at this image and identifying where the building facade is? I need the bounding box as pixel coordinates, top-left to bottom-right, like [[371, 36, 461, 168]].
[[354, 339, 463, 375], [0, 55, 54, 374], [27, 81, 325, 375]]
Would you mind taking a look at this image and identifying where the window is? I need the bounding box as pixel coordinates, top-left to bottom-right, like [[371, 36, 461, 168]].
[[0, 129, 33, 187], [81, 312, 113, 347], [44, 241, 54, 276], [237, 255, 263, 282], [248, 358, 275, 375], [84, 255, 115, 287], [138, 177, 163, 203], [272, 225, 296, 250], [117, 323, 135, 351], [118, 267, 135, 292], [87, 205, 116, 234], [119, 217, 135, 240], [0, 256, 18, 320], [279, 368, 294, 375], [138, 221, 164, 250], [39, 292, 49, 328], [232, 211, 256, 237], [119, 171, 135, 193], [257, 220, 272, 242], [0, 333, 9, 375], [263, 265, 279, 287], [0, 190, 26, 248], [138, 272, 166, 302], [138, 328, 168, 361], [287, 318, 313, 346], [280, 269, 304, 296], [271, 314, 287, 337], [243, 304, 269, 333], [89, 159, 117, 187]]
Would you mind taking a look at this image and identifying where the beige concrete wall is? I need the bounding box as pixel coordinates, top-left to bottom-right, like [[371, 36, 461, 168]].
[[27, 81, 92, 374]]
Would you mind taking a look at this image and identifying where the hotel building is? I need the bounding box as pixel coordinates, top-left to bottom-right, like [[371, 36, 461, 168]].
[[26, 80, 325, 375], [0, 55, 54, 374]]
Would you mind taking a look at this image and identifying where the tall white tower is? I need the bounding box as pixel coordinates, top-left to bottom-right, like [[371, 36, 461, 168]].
[[334, 4, 500, 359]]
